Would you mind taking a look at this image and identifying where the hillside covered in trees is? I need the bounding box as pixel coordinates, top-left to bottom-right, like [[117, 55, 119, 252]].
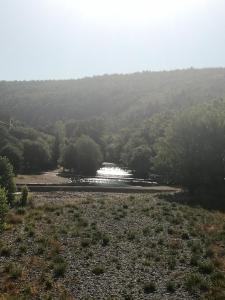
[[1, 68, 225, 198], [1, 68, 225, 128]]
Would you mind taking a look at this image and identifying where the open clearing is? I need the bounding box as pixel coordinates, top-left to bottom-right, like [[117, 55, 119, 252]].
[[0, 192, 225, 299], [16, 170, 70, 185]]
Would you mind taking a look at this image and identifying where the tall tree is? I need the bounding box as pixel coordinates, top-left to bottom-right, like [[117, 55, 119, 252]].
[[154, 100, 225, 194], [52, 121, 65, 167], [0, 156, 16, 206], [0, 144, 23, 174]]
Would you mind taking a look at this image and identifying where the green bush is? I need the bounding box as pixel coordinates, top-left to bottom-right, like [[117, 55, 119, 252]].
[[20, 186, 29, 206], [92, 266, 105, 275], [0, 188, 8, 231], [5, 262, 22, 279], [143, 281, 156, 294], [0, 156, 15, 206], [53, 262, 67, 277]]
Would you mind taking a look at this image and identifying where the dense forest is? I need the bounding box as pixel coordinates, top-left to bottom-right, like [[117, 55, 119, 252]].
[[1, 68, 225, 197], [1, 68, 225, 127]]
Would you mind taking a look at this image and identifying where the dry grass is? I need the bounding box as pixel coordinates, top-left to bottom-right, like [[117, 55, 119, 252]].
[[0, 191, 224, 299]]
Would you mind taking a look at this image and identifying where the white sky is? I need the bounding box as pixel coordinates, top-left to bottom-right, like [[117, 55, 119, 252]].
[[0, 0, 225, 80]]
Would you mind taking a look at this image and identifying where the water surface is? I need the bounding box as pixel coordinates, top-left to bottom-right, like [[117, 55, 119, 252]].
[[71, 162, 157, 187]]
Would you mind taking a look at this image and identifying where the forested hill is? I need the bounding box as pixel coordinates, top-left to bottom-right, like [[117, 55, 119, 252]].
[[1, 68, 225, 127]]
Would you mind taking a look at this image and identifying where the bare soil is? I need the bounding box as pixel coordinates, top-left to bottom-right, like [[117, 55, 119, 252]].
[[16, 170, 70, 185]]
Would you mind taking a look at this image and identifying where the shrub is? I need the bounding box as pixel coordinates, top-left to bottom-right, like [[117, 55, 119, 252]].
[[102, 235, 110, 246], [0, 188, 8, 231], [45, 277, 53, 289], [190, 254, 200, 266], [81, 239, 91, 248], [16, 207, 26, 215], [185, 273, 209, 293], [7, 263, 22, 279], [198, 260, 214, 274], [0, 246, 11, 257], [127, 231, 136, 241], [20, 186, 29, 206], [7, 212, 23, 224], [166, 281, 176, 293], [53, 262, 67, 277], [0, 157, 15, 206], [143, 281, 156, 293], [142, 226, 150, 236], [92, 266, 105, 275]]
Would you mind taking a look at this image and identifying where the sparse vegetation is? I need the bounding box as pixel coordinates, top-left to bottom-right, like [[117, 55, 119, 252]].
[[0, 191, 224, 299]]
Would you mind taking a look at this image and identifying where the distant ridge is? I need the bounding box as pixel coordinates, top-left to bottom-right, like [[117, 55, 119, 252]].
[[0, 68, 225, 127]]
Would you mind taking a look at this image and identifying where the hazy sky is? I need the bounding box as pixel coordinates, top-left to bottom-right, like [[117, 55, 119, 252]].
[[1, 0, 225, 80]]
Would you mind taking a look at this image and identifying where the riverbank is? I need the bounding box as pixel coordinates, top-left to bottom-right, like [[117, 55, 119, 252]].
[[16, 170, 179, 194], [16, 184, 180, 193], [16, 170, 70, 185], [0, 192, 224, 299]]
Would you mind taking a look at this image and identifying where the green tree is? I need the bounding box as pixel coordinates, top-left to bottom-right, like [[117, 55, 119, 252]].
[[52, 121, 65, 167], [0, 144, 23, 174], [129, 146, 152, 178], [154, 101, 225, 194], [23, 140, 51, 172], [0, 156, 15, 205], [75, 135, 103, 176], [0, 188, 8, 231], [61, 144, 78, 172]]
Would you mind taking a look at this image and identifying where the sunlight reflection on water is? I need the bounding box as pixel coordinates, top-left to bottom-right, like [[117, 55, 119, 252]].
[[97, 163, 132, 178], [71, 162, 156, 187]]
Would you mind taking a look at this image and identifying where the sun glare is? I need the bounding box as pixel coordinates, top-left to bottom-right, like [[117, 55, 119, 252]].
[[61, 0, 203, 25]]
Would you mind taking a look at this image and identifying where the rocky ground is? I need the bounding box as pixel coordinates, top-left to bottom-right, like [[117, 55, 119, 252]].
[[0, 192, 225, 299]]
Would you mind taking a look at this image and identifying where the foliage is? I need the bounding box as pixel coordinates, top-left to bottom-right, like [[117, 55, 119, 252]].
[[1, 69, 225, 127], [0, 156, 15, 205], [128, 145, 152, 178], [52, 121, 65, 167], [0, 124, 54, 173], [0, 188, 8, 231], [0, 144, 23, 174], [75, 135, 103, 176], [154, 100, 225, 194], [23, 140, 51, 172], [62, 136, 103, 175], [2, 69, 225, 189], [20, 186, 29, 206], [61, 144, 78, 171]]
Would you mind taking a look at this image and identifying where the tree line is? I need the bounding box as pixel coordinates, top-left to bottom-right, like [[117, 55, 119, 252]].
[[1, 69, 225, 206], [2, 99, 225, 196]]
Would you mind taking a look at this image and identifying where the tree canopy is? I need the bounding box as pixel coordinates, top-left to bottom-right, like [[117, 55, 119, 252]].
[[62, 136, 103, 176], [154, 100, 225, 194], [0, 156, 15, 205]]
